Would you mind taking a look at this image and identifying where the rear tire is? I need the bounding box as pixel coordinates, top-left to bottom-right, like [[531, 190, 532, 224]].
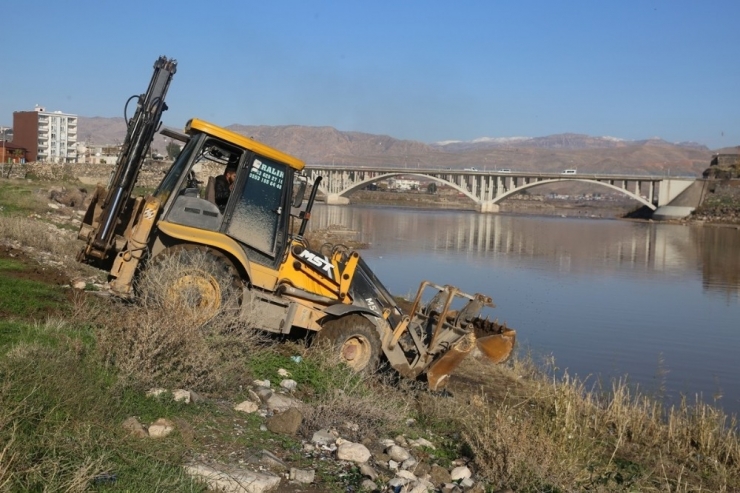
[[317, 314, 382, 373], [138, 245, 242, 325]]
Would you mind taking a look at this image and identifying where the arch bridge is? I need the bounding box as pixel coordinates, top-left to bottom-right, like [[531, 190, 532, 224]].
[[304, 165, 695, 214]]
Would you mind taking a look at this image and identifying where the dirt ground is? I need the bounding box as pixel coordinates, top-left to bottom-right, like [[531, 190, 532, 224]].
[[0, 245, 70, 286]]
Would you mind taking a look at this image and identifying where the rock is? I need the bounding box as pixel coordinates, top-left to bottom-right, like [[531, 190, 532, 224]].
[[249, 450, 287, 471], [408, 482, 433, 493], [279, 379, 297, 391], [234, 400, 259, 413], [277, 368, 291, 377], [460, 477, 475, 488], [361, 478, 378, 491], [379, 438, 396, 448], [430, 464, 452, 485], [72, 279, 87, 290], [360, 463, 378, 480], [189, 390, 205, 403], [387, 445, 411, 462], [337, 441, 372, 463], [397, 470, 417, 481], [406, 418, 417, 426], [265, 393, 301, 412], [148, 418, 175, 438], [184, 463, 280, 493], [146, 387, 167, 398], [311, 428, 338, 446], [248, 388, 263, 402], [173, 389, 191, 403], [409, 437, 435, 449], [253, 379, 271, 388], [450, 465, 472, 481], [388, 460, 399, 471], [414, 462, 431, 478], [266, 407, 303, 435], [388, 477, 410, 488], [401, 457, 418, 470], [289, 468, 315, 483], [121, 416, 147, 438], [394, 435, 409, 447]]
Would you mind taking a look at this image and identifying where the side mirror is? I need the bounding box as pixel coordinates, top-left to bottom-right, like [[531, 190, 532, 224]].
[[292, 178, 307, 207]]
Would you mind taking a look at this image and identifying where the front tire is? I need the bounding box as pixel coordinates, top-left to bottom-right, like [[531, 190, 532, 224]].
[[138, 245, 242, 325], [317, 314, 382, 373]]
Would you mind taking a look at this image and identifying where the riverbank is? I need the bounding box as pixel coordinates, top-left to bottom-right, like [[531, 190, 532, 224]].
[[1, 175, 739, 491]]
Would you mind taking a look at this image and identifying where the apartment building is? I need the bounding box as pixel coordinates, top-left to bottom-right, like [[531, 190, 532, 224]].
[[13, 105, 78, 163]]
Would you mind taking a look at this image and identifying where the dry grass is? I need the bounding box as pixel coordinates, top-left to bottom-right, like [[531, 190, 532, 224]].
[[414, 354, 740, 492], [96, 249, 268, 392], [0, 215, 78, 258]]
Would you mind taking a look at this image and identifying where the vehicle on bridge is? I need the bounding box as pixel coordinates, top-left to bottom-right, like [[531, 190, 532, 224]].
[[76, 56, 516, 391], [562, 169, 577, 175]]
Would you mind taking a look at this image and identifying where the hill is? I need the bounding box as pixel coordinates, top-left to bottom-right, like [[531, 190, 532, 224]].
[[78, 117, 715, 176]]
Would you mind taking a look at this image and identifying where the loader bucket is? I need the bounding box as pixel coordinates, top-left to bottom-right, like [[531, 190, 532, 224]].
[[476, 327, 516, 364], [426, 332, 477, 391]]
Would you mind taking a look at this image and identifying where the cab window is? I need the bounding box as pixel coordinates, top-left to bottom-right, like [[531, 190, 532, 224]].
[[226, 157, 288, 257]]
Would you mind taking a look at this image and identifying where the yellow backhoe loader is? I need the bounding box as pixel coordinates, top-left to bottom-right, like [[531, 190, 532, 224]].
[[77, 56, 516, 390]]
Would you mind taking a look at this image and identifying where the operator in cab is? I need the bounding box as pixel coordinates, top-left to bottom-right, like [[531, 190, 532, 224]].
[[214, 163, 237, 212]]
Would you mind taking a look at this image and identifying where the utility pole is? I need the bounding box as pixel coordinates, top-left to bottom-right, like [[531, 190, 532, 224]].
[[0, 127, 6, 164]]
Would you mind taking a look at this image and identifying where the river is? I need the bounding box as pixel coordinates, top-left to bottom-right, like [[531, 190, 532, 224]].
[[308, 204, 740, 416]]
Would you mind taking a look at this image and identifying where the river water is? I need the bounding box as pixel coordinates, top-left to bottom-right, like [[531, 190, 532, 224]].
[[308, 204, 740, 416]]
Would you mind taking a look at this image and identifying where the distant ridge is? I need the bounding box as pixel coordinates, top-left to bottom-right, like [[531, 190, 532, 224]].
[[77, 117, 715, 176]]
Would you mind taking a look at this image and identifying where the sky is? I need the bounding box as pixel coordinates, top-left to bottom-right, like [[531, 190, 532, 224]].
[[2, 1, 739, 149]]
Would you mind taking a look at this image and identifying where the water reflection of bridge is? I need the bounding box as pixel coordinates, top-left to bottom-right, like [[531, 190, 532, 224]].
[[310, 205, 700, 276], [305, 166, 696, 213]]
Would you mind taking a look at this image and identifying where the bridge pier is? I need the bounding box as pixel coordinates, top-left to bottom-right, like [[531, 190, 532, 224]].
[[479, 202, 500, 213], [326, 193, 350, 205]]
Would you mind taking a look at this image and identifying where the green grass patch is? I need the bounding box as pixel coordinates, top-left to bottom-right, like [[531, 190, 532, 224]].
[[0, 259, 68, 318], [246, 350, 363, 397], [0, 321, 203, 491]]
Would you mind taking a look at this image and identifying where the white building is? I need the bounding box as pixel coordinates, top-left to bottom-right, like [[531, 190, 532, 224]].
[[13, 105, 78, 163]]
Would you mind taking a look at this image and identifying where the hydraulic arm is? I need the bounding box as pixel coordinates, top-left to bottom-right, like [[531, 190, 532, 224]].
[[80, 56, 176, 262]]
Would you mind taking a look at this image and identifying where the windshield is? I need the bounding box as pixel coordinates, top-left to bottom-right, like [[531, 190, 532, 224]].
[[154, 134, 201, 202]]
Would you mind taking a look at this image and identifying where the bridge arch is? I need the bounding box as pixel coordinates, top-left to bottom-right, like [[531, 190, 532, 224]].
[[490, 178, 656, 210], [315, 172, 480, 203]]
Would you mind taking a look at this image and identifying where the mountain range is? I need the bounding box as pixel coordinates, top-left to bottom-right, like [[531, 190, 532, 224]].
[[79, 117, 735, 176]]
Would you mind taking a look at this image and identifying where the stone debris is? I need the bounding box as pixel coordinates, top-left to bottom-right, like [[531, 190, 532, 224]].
[[265, 407, 302, 435], [173, 389, 191, 403], [336, 440, 372, 463], [184, 463, 280, 493], [147, 418, 175, 438], [279, 379, 297, 391], [234, 400, 259, 414], [113, 378, 492, 491], [121, 416, 147, 438], [264, 393, 301, 412], [450, 465, 472, 481], [289, 467, 315, 484]]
